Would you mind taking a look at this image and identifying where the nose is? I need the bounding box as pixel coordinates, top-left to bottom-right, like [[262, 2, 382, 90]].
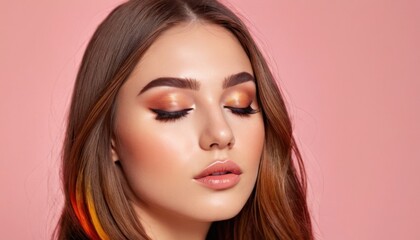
[[199, 110, 235, 150]]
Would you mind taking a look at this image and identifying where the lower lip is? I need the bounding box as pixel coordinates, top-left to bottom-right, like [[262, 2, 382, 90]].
[[194, 174, 240, 190]]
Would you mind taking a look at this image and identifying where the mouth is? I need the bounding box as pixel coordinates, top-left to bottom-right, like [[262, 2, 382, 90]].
[[208, 171, 232, 176], [193, 160, 242, 190]]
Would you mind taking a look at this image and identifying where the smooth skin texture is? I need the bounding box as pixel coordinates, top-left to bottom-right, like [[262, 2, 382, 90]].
[[112, 22, 265, 240]]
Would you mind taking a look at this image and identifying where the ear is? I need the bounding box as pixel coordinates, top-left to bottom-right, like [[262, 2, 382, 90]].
[[111, 139, 120, 163]]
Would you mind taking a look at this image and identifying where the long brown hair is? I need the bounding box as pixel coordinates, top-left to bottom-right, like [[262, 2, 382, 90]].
[[56, 0, 313, 239]]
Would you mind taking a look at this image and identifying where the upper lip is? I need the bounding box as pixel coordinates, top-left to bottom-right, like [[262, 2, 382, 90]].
[[194, 160, 242, 179]]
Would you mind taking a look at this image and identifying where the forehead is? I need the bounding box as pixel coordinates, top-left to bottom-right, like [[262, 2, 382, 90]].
[[131, 22, 253, 83]]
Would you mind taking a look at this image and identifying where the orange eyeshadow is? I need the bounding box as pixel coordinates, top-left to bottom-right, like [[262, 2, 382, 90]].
[[224, 91, 251, 107], [147, 93, 193, 111]]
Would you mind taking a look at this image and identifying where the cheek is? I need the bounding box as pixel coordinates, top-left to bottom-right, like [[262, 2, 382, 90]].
[[113, 112, 197, 199], [232, 114, 265, 156], [228, 114, 265, 178], [115, 106, 190, 164], [117, 127, 183, 167]]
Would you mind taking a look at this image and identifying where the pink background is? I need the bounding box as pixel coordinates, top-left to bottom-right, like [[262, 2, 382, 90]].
[[1, 0, 419, 239]]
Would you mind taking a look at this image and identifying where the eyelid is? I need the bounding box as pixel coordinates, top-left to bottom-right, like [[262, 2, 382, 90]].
[[150, 108, 193, 122], [224, 90, 255, 107], [150, 108, 193, 114], [145, 92, 194, 111], [224, 105, 259, 117]]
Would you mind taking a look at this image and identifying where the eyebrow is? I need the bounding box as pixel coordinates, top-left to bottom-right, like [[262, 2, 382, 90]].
[[223, 72, 255, 89], [139, 77, 199, 94], [139, 71, 254, 95]]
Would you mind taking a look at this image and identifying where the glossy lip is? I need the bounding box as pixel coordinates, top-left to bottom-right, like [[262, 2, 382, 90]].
[[193, 160, 242, 190]]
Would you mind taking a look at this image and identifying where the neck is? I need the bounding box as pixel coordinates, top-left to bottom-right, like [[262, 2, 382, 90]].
[[133, 203, 211, 240]]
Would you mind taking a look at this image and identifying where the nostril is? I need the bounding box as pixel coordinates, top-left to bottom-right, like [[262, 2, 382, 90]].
[[209, 140, 234, 149], [200, 122, 235, 150], [209, 143, 218, 148]]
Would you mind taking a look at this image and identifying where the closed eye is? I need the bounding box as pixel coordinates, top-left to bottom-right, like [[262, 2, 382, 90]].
[[224, 105, 259, 117], [150, 108, 193, 122]]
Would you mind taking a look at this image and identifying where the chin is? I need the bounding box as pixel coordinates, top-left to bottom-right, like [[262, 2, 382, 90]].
[[192, 193, 250, 222]]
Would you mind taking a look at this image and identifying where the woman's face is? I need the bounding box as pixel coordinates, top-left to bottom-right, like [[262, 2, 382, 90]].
[[112, 23, 264, 225]]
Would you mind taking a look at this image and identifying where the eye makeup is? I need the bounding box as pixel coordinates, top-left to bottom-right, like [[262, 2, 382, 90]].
[[224, 92, 252, 108], [146, 92, 194, 111], [142, 80, 259, 122], [223, 87, 260, 117], [144, 92, 194, 122], [150, 108, 193, 122]]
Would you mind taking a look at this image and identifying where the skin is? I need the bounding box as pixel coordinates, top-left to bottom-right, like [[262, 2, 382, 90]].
[[112, 22, 265, 240]]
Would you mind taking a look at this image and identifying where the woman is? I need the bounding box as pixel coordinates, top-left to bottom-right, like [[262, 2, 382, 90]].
[[56, 0, 313, 239]]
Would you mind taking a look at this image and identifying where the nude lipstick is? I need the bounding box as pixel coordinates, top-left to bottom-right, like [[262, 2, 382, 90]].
[[194, 160, 242, 190]]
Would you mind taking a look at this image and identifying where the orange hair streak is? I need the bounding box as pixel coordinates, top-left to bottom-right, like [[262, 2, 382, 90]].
[[70, 179, 108, 239]]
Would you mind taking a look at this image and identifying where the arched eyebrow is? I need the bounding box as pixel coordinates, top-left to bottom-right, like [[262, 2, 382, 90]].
[[223, 72, 255, 88], [138, 71, 254, 95], [139, 77, 199, 95]]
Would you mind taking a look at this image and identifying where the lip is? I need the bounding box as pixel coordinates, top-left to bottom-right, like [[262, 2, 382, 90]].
[[193, 160, 242, 190]]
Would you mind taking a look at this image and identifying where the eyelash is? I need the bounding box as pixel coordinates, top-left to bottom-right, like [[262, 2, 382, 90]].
[[151, 108, 193, 122], [224, 105, 259, 117], [151, 105, 259, 122]]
